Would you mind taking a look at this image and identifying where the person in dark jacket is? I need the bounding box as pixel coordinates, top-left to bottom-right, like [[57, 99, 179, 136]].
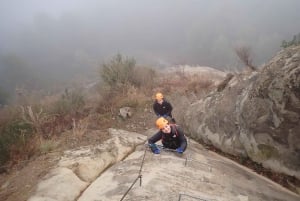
[[148, 117, 187, 154], [153, 92, 175, 123]]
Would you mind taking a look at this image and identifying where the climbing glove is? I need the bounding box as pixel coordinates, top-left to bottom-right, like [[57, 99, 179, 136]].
[[149, 143, 160, 154], [176, 147, 184, 154]]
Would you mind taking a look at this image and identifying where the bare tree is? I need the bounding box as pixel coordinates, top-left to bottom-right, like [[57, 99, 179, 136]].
[[234, 46, 256, 71]]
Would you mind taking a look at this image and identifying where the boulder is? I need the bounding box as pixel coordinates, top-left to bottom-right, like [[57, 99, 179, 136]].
[[184, 46, 300, 178]]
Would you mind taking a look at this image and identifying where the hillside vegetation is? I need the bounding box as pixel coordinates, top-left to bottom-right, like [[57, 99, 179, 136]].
[[0, 54, 216, 170]]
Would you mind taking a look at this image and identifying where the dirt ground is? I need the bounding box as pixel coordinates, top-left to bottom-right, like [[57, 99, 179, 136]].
[[0, 104, 299, 201]]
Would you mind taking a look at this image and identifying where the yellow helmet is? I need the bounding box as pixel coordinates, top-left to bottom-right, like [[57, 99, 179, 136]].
[[156, 117, 168, 129], [155, 92, 163, 101]]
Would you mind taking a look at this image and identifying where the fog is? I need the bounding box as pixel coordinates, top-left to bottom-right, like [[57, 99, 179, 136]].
[[0, 0, 300, 94]]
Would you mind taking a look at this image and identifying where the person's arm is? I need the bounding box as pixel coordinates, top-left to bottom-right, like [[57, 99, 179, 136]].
[[165, 101, 173, 116], [176, 126, 187, 151], [148, 131, 162, 144], [148, 131, 163, 154], [153, 102, 160, 116]]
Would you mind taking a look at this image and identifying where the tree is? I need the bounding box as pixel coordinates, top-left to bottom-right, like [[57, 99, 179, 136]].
[[281, 33, 300, 48], [234, 46, 256, 71], [281, 40, 288, 48]]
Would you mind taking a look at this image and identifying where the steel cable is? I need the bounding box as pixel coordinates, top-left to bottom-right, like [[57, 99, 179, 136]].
[[119, 145, 147, 201]]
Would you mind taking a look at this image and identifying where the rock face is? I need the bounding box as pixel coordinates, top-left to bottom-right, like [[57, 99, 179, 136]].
[[28, 129, 147, 201], [184, 46, 300, 179], [27, 130, 300, 201]]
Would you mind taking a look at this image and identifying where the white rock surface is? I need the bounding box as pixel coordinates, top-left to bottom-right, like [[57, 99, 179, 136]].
[[28, 129, 300, 201]]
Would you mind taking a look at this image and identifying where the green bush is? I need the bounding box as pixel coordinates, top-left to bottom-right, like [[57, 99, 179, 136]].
[[100, 54, 136, 88], [100, 54, 156, 92], [39, 139, 59, 154], [51, 89, 85, 115], [0, 120, 33, 166]]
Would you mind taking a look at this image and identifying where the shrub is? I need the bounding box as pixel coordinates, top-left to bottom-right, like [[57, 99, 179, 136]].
[[20, 105, 47, 135], [72, 118, 88, 138], [129, 66, 156, 90], [39, 139, 59, 154], [0, 120, 33, 166], [96, 86, 119, 113], [100, 54, 136, 89], [51, 89, 85, 115]]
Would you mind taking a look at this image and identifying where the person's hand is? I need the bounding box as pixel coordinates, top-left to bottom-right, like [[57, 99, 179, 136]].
[[176, 147, 184, 154], [171, 118, 176, 123], [149, 144, 160, 154]]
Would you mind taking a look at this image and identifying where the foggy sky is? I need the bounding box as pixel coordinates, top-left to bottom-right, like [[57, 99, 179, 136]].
[[1, 0, 300, 77]]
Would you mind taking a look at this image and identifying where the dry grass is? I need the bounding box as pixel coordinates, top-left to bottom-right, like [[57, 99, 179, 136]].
[[96, 82, 151, 116], [158, 72, 217, 99], [7, 136, 38, 167], [72, 118, 88, 138], [20, 106, 47, 135], [0, 106, 19, 127], [38, 139, 59, 154], [187, 75, 215, 94], [0, 89, 87, 167]]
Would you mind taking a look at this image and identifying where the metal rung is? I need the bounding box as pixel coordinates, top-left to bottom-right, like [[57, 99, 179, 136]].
[[178, 193, 218, 201]]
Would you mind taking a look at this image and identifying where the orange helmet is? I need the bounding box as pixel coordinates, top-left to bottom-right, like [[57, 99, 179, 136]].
[[155, 92, 163, 101], [156, 117, 168, 129]]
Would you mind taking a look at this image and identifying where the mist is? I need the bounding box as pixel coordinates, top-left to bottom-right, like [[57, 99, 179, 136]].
[[0, 0, 300, 94]]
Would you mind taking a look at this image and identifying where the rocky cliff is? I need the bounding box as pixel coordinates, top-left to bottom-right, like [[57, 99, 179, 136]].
[[184, 45, 300, 179]]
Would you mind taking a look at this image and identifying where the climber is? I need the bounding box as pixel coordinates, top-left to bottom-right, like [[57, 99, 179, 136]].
[[153, 92, 175, 123], [148, 117, 187, 154]]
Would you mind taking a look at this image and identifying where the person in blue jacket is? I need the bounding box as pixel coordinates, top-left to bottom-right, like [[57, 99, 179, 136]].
[[153, 92, 175, 123], [148, 117, 187, 154]]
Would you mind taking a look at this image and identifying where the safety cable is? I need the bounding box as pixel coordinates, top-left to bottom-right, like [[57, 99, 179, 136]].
[[119, 144, 219, 200], [119, 145, 147, 201], [138, 145, 147, 176], [119, 175, 141, 201]]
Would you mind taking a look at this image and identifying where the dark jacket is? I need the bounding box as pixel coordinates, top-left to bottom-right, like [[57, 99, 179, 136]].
[[148, 124, 187, 151], [153, 99, 173, 117]]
